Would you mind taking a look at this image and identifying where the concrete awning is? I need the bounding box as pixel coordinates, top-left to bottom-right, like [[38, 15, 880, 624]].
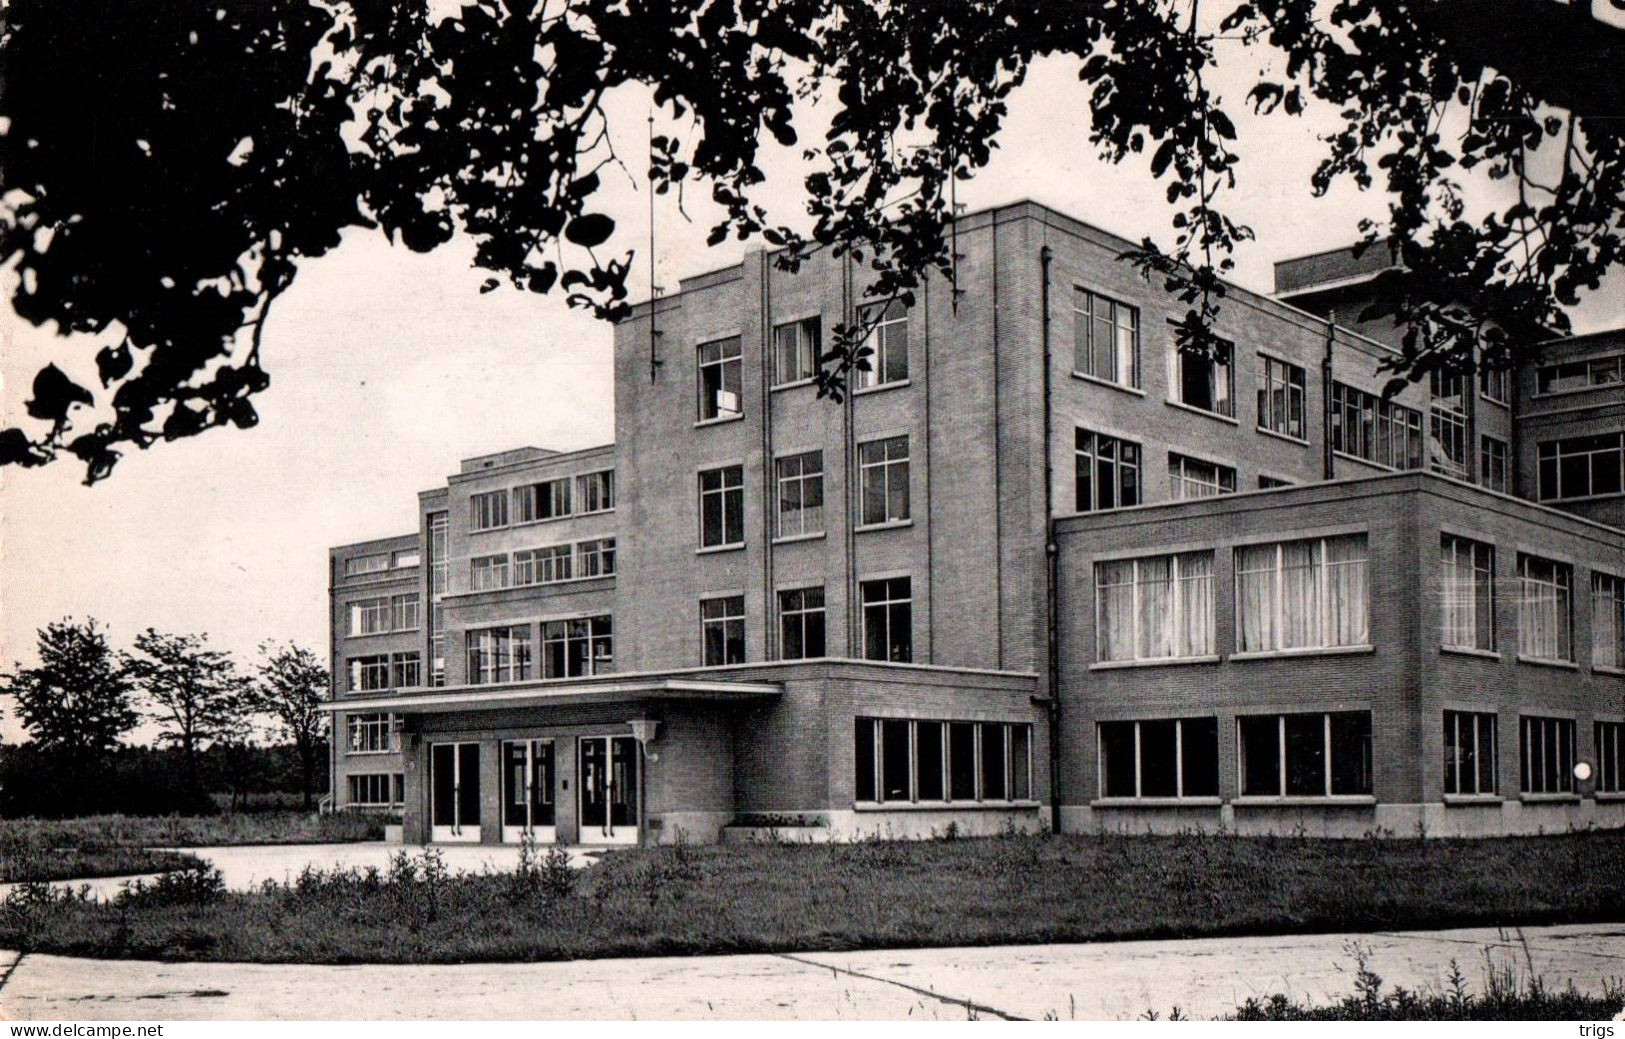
[[323, 675, 782, 714]]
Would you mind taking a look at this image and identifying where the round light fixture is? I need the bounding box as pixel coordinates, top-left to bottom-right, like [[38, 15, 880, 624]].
[[1574, 761, 1594, 783]]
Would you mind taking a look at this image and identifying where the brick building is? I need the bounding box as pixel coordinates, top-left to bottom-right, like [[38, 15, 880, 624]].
[[327, 201, 1625, 843]]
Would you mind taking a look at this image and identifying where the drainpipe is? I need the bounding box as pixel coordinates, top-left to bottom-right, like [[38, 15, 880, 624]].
[[1323, 311, 1337, 481], [1039, 244, 1062, 835], [990, 213, 1004, 667]]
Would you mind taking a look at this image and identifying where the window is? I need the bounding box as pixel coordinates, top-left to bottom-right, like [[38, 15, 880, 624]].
[[1072, 289, 1139, 388], [1257, 356, 1306, 439], [1098, 717, 1220, 799], [577, 537, 616, 578], [1235, 534, 1370, 653], [1517, 554, 1573, 662], [1428, 371, 1470, 479], [855, 300, 908, 388], [470, 554, 510, 592], [1238, 712, 1373, 797], [861, 577, 912, 662], [1173, 340, 1234, 417], [1593, 573, 1625, 671], [699, 465, 745, 548], [1480, 435, 1509, 493], [348, 773, 405, 806], [697, 336, 744, 420], [1519, 716, 1577, 794], [347, 597, 391, 637], [1330, 382, 1424, 470], [1095, 552, 1216, 662], [1479, 365, 1510, 405], [1441, 536, 1495, 652], [470, 490, 509, 531], [347, 713, 394, 754], [1537, 354, 1625, 394], [348, 655, 390, 692], [1168, 453, 1236, 499], [391, 652, 422, 689], [514, 477, 572, 523], [779, 587, 826, 660], [343, 553, 390, 577], [855, 718, 1032, 803], [773, 317, 821, 386], [701, 595, 746, 666], [858, 436, 910, 526], [390, 594, 420, 632], [1444, 711, 1498, 796], [775, 451, 825, 538], [391, 550, 421, 568], [575, 470, 615, 514], [513, 545, 572, 586], [428, 512, 447, 687], [1537, 434, 1624, 501], [1258, 475, 1294, 489], [466, 625, 533, 684], [1074, 429, 1140, 512], [542, 616, 613, 678], [1597, 720, 1625, 794]]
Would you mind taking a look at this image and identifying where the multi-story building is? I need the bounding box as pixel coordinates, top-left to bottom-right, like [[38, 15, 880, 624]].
[[327, 201, 1625, 843]]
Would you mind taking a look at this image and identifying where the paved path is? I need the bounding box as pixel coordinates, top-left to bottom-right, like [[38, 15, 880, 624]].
[[3, 923, 1623, 1020]]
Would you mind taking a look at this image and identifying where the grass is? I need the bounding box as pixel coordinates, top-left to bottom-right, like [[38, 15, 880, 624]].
[[0, 812, 389, 883], [3, 829, 1624, 965]]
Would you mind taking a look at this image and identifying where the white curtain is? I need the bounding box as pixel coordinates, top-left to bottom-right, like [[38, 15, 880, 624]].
[[1137, 556, 1175, 659], [1236, 544, 1276, 652], [1177, 552, 1215, 656], [1322, 535, 1369, 646], [1097, 559, 1137, 661], [1594, 577, 1622, 670], [1280, 541, 1319, 648]]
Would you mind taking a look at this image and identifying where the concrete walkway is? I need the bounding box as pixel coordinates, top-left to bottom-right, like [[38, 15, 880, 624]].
[[3, 923, 1623, 1020]]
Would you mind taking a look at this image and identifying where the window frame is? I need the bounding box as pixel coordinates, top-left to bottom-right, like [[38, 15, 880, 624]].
[[857, 436, 910, 527], [541, 615, 613, 678], [469, 490, 510, 532], [698, 465, 746, 550], [778, 586, 827, 660], [465, 625, 534, 685], [1236, 711, 1374, 799], [348, 772, 406, 807], [1171, 338, 1235, 419], [1597, 719, 1625, 795], [772, 316, 822, 387], [575, 470, 615, 514], [1440, 535, 1496, 653], [1256, 354, 1307, 441], [1233, 534, 1371, 655], [775, 450, 825, 540], [1519, 715, 1578, 795], [855, 300, 909, 390], [346, 712, 395, 755], [1096, 717, 1221, 800], [854, 717, 1033, 805], [697, 336, 745, 421], [1168, 452, 1237, 500], [1330, 382, 1425, 470], [860, 576, 913, 662], [700, 595, 747, 667], [1071, 288, 1140, 389], [347, 597, 393, 637], [1443, 710, 1499, 796], [1074, 428, 1141, 513], [1094, 551, 1217, 664], [1536, 434, 1625, 502], [1516, 553, 1575, 664], [1479, 434, 1509, 493], [576, 537, 617, 579], [1592, 572, 1625, 671]]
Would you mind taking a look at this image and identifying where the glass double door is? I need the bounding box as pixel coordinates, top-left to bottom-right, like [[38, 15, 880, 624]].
[[502, 739, 556, 844], [430, 742, 481, 843], [579, 736, 638, 844]]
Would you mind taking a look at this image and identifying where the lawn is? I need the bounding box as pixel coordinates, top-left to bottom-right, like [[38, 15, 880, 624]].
[[3, 829, 1624, 964]]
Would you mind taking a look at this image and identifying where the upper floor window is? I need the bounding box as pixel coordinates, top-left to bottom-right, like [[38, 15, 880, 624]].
[[855, 300, 909, 389], [858, 436, 910, 526], [390, 594, 420, 632], [1444, 710, 1498, 796], [773, 317, 821, 386], [861, 577, 912, 662], [347, 712, 395, 754], [1537, 433, 1623, 501], [470, 490, 509, 532], [1537, 354, 1624, 394], [347, 656, 391, 693], [428, 512, 448, 599], [1517, 554, 1573, 663], [1330, 382, 1424, 470], [577, 537, 616, 579], [701, 595, 746, 666], [1479, 365, 1510, 405], [542, 616, 612, 678], [1168, 454, 1236, 500], [470, 553, 510, 592], [699, 465, 745, 549], [466, 625, 532, 684], [1075, 428, 1140, 512], [348, 597, 392, 637], [344, 553, 390, 577], [391, 550, 421, 569], [514, 477, 572, 524], [390, 652, 422, 689], [779, 587, 826, 660], [1428, 371, 1470, 479], [776, 450, 825, 539], [697, 336, 743, 421], [1440, 536, 1495, 652], [1072, 289, 1139, 388], [575, 470, 615, 514], [1172, 340, 1234, 418], [1593, 572, 1624, 671], [1236, 534, 1369, 653], [1257, 355, 1306, 440], [1480, 435, 1509, 493], [1098, 717, 1219, 799], [1258, 475, 1294, 489], [1096, 551, 1216, 663], [1519, 715, 1576, 794], [513, 545, 571, 586], [1238, 711, 1372, 797]]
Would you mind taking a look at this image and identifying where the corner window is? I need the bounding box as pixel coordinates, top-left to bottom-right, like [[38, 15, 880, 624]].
[[855, 300, 908, 389], [858, 436, 910, 526], [1072, 289, 1139, 388], [1440, 536, 1494, 652], [1238, 711, 1373, 797], [1173, 340, 1234, 418], [701, 595, 746, 666], [773, 317, 821, 386], [1519, 715, 1576, 794], [1074, 428, 1140, 512], [1168, 453, 1236, 499], [1517, 554, 1573, 662], [697, 336, 744, 421], [1235, 535, 1369, 653], [1098, 717, 1219, 798], [1444, 710, 1498, 795], [861, 577, 912, 662], [698, 465, 745, 549], [1537, 434, 1624, 501], [775, 451, 825, 539], [855, 718, 1031, 804], [1257, 355, 1306, 439], [1095, 552, 1216, 662], [779, 587, 826, 660], [1593, 572, 1625, 671]]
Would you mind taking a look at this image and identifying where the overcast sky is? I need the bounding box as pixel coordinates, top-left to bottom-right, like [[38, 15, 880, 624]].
[[3, 53, 1620, 744]]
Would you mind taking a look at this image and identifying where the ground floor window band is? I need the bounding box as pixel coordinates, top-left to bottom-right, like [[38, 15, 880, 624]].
[[854, 718, 1032, 805]]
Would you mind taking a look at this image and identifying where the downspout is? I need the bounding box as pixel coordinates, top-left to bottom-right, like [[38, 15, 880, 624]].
[[844, 254, 858, 654], [991, 213, 1005, 667], [1039, 244, 1062, 835], [760, 251, 775, 660], [1322, 312, 1337, 481], [923, 272, 935, 662]]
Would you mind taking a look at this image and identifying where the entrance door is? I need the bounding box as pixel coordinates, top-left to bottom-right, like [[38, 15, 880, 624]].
[[431, 742, 481, 843], [579, 735, 639, 845], [502, 739, 557, 844]]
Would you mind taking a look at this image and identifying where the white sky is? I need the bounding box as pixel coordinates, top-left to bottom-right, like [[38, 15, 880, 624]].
[[3, 53, 1621, 744]]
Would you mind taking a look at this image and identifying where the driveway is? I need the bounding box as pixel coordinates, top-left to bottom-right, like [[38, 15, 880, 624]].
[[3, 923, 1623, 1020]]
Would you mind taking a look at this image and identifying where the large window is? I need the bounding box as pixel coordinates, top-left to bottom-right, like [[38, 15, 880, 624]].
[[390, 652, 422, 689], [390, 594, 419, 632], [1537, 434, 1624, 501], [776, 451, 825, 539], [575, 470, 614, 514], [1168, 453, 1236, 499], [1517, 554, 1573, 662], [348, 655, 390, 692], [773, 316, 821, 386], [1480, 435, 1509, 493], [1594, 573, 1625, 671], [1238, 712, 1373, 797], [855, 718, 1031, 803], [861, 577, 912, 662], [344, 554, 390, 577], [471, 553, 510, 592], [779, 587, 826, 660], [347, 713, 394, 754], [1330, 382, 1424, 470], [1098, 717, 1219, 799], [1429, 371, 1469, 479], [348, 773, 405, 807], [1095, 552, 1216, 662], [513, 545, 572, 586], [1074, 428, 1141, 512], [701, 595, 746, 666], [542, 616, 613, 678], [466, 625, 533, 684], [1444, 710, 1498, 795], [347, 597, 392, 637], [1072, 289, 1139, 388], [1173, 340, 1234, 417], [1235, 535, 1370, 653], [1441, 536, 1495, 652], [699, 465, 745, 549], [514, 477, 572, 523], [858, 436, 910, 526], [1519, 715, 1577, 794], [1598, 720, 1625, 795], [855, 300, 908, 389], [697, 336, 744, 420], [577, 537, 616, 579], [470, 490, 509, 531], [1537, 354, 1624, 394], [1257, 355, 1306, 440]]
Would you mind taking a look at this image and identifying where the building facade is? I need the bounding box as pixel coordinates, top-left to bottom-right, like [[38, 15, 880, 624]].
[[328, 201, 1625, 843]]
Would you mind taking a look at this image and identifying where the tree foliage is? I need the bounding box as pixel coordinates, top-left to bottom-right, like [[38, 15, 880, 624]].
[[122, 628, 252, 799], [251, 640, 330, 810], [0, 618, 138, 757], [1, 0, 1619, 481]]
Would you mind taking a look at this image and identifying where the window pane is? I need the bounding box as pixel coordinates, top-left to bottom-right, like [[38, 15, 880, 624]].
[[1239, 716, 1280, 796], [948, 722, 977, 801], [881, 719, 911, 802], [979, 722, 1008, 800], [1100, 721, 1137, 798], [1138, 719, 1179, 797], [1284, 714, 1327, 796], [915, 722, 945, 801], [1329, 712, 1373, 795], [1010, 726, 1031, 801], [854, 719, 876, 802], [1180, 717, 1220, 797]]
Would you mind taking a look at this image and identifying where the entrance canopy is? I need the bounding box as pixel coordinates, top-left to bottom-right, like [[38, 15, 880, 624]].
[[322, 674, 782, 714]]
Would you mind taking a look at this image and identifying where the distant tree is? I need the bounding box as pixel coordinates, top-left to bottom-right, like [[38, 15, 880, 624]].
[[251, 641, 330, 811], [123, 628, 251, 806], [0, 617, 137, 758]]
